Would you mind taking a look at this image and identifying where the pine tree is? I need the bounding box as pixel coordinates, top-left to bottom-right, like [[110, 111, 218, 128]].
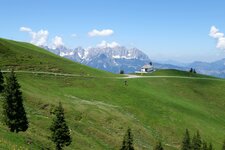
[[222, 140, 225, 150], [193, 69, 197, 74], [190, 68, 193, 73], [192, 130, 202, 150], [0, 69, 4, 93], [120, 70, 125, 74], [202, 141, 208, 150], [50, 102, 72, 150], [181, 129, 191, 150], [2, 70, 28, 132], [154, 141, 164, 150], [208, 143, 213, 150], [120, 128, 134, 150]]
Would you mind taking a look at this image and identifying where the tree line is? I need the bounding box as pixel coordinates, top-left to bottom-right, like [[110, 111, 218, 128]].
[[181, 129, 216, 150], [0, 70, 225, 150], [120, 128, 225, 150], [189, 68, 197, 74]]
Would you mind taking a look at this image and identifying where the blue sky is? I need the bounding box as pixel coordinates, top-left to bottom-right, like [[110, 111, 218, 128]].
[[1, 0, 225, 62]]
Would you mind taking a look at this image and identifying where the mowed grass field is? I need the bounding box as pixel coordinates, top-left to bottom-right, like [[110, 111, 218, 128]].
[[0, 38, 225, 149]]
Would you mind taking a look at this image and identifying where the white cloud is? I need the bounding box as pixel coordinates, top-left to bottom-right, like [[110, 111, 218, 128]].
[[51, 36, 64, 49], [209, 26, 224, 38], [209, 26, 225, 50], [20, 27, 32, 32], [97, 40, 120, 48], [30, 30, 49, 46], [217, 37, 225, 49], [88, 29, 114, 37], [20, 27, 49, 46]]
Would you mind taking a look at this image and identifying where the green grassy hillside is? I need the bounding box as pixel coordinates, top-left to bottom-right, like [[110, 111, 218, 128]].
[[0, 38, 225, 150], [0, 38, 114, 77], [136, 69, 215, 78]]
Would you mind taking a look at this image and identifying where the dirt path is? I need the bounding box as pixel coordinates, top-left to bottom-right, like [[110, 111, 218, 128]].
[[1, 70, 225, 81]]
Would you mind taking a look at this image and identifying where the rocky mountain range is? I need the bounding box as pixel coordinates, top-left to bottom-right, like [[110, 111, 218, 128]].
[[44, 46, 151, 74], [43, 45, 225, 78], [187, 59, 225, 78], [155, 59, 225, 78]]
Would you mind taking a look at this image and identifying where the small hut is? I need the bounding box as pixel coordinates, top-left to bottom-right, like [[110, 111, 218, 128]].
[[141, 64, 154, 72], [135, 62, 154, 73]]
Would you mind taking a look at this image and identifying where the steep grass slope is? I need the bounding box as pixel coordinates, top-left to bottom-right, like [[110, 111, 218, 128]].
[[0, 38, 225, 150], [0, 38, 114, 77]]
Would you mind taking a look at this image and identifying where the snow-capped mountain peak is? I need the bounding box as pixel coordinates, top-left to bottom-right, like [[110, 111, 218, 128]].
[[44, 45, 151, 73]]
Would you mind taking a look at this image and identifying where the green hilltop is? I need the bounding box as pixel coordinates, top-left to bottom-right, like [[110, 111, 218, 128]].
[[0, 38, 113, 77], [0, 38, 225, 149]]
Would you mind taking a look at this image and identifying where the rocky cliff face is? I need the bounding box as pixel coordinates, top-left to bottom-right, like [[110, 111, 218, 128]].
[[45, 46, 151, 73]]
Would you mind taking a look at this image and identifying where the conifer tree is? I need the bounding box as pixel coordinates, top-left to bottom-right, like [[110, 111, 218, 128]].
[[208, 143, 213, 150], [2, 70, 28, 132], [0, 69, 4, 93], [202, 141, 208, 150], [154, 141, 164, 150], [120, 70, 125, 74], [50, 102, 72, 150], [120, 128, 134, 150], [192, 130, 202, 150], [181, 129, 191, 150], [193, 69, 197, 74], [222, 140, 225, 150]]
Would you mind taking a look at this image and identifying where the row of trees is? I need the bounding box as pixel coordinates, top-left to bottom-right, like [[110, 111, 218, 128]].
[[189, 68, 197, 74], [120, 128, 225, 150], [0, 70, 71, 150], [181, 129, 216, 150]]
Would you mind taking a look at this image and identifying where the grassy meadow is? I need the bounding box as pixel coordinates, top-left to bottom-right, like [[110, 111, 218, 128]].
[[0, 38, 225, 149]]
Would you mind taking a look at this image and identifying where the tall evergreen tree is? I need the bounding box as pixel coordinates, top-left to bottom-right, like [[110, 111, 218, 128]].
[[50, 102, 72, 150], [154, 141, 164, 150], [202, 141, 208, 150], [120, 128, 134, 150], [193, 69, 197, 74], [208, 143, 213, 150], [120, 70, 125, 74], [222, 140, 225, 150], [192, 130, 202, 150], [2, 70, 28, 132], [181, 129, 191, 150], [0, 69, 4, 93]]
